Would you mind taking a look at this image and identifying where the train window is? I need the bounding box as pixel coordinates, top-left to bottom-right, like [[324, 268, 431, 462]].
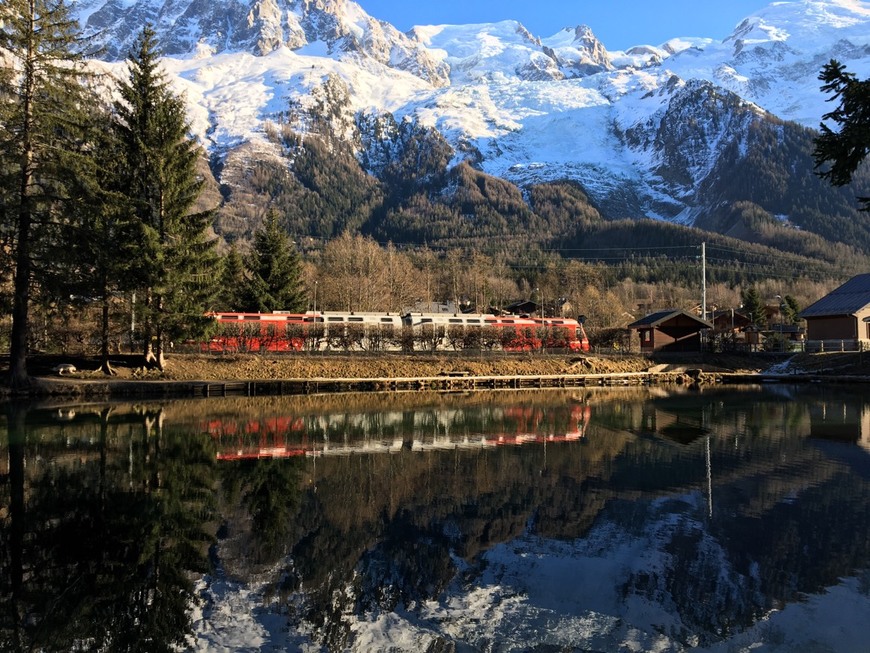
[[484, 319, 496, 324], [243, 315, 261, 320], [467, 319, 480, 324], [421, 318, 433, 324], [503, 319, 514, 324], [328, 317, 343, 322], [380, 317, 394, 323], [449, 319, 463, 324], [349, 317, 363, 322]]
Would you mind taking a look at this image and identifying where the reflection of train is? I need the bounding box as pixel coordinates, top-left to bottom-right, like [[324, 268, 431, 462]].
[[202, 311, 590, 353], [205, 404, 592, 461]]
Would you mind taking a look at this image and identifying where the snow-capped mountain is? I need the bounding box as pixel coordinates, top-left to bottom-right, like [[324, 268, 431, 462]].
[[77, 0, 450, 84], [72, 0, 870, 239]]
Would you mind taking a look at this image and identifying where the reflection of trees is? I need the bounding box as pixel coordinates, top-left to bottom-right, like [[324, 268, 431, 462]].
[[0, 404, 216, 652], [218, 457, 303, 565]]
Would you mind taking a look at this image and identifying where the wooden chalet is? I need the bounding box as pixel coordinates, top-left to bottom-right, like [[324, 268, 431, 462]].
[[628, 309, 713, 354], [799, 274, 870, 344], [709, 309, 752, 334]]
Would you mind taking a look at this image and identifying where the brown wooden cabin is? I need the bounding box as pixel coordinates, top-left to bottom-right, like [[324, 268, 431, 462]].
[[799, 274, 870, 343], [628, 309, 713, 354]]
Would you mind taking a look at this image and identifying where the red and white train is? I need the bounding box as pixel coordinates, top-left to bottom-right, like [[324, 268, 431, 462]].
[[202, 311, 590, 353]]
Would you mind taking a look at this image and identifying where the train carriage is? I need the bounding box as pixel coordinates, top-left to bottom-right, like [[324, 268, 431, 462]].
[[203, 310, 589, 353]]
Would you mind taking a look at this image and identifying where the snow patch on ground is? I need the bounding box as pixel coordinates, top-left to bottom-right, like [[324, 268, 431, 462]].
[[763, 356, 806, 375]]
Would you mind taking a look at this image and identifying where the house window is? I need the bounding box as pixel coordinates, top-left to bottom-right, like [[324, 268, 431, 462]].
[[643, 330, 652, 343]]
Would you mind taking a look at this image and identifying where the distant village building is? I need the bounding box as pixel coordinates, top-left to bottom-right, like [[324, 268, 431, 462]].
[[709, 309, 752, 334], [627, 309, 713, 354], [504, 300, 539, 316], [407, 301, 462, 314], [799, 274, 870, 345], [504, 298, 574, 318]]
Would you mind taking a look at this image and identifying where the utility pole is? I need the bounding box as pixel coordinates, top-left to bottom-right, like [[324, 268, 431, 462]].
[[701, 242, 707, 321]]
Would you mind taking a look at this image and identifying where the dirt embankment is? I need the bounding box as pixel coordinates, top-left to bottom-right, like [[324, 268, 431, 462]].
[[9, 351, 773, 383], [28, 352, 650, 381]]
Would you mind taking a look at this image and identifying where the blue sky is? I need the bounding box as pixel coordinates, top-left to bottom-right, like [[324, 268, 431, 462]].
[[358, 0, 774, 50]]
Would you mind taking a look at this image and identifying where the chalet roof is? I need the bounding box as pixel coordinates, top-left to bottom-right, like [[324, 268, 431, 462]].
[[627, 309, 713, 330], [710, 309, 750, 323], [799, 274, 870, 318], [504, 300, 539, 314]]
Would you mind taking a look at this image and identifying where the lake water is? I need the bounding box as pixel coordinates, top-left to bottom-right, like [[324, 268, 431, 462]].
[[2, 384, 870, 652]]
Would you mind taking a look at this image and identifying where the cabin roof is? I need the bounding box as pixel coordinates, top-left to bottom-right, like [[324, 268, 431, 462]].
[[627, 309, 713, 330], [800, 274, 870, 318]]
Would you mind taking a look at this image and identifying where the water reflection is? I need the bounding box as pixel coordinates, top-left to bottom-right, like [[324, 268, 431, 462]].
[[0, 403, 216, 652], [1, 385, 869, 651]]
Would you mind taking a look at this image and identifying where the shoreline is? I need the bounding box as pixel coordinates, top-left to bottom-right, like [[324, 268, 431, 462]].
[[2, 351, 868, 400]]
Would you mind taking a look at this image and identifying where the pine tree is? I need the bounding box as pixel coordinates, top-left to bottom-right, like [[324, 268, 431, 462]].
[[243, 211, 306, 313], [814, 59, 870, 211], [783, 295, 801, 325], [741, 287, 766, 327], [43, 106, 142, 375], [0, 0, 95, 389], [113, 26, 218, 369], [216, 246, 248, 310]]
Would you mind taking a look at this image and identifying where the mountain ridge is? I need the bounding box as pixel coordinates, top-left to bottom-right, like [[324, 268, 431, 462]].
[[70, 0, 870, 260]]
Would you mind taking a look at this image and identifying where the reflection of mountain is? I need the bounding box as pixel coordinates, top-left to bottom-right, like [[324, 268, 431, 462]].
[[4, 386, 870, 651], [239, 386, 870, 650]]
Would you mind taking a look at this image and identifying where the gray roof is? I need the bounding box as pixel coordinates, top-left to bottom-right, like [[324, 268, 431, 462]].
[[799, 274, 870, 318], [627, 309, 713, 329]]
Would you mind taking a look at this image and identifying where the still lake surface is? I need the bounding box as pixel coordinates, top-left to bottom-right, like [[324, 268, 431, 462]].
[[2, 384, 870, 652]]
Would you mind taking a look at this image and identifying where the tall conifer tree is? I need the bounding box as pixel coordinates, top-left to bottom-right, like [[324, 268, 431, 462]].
[[113, 26, 217, 369], [42, 104, 140, 375], [243, 211, 307, 313], [0, 0, 93, 389]]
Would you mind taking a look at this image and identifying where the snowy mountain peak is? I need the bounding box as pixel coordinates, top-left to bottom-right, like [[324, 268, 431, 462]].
[[724, 0, 870, 53], [74, 0, 451, 85], [71, 0, 870, 238]]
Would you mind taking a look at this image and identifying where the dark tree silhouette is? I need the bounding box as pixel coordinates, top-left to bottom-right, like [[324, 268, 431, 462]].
[[814, 59, 870, 211]]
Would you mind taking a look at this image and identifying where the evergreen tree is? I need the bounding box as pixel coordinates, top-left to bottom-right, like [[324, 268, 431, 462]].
[[0, 0, 94, 389], [243, 211, 306, 313], [113, 26, 218, 369], [814, 59, 870, 211], [81, 114, 141, 373], [783, 295, 801, 325], [741, 287, 766, 326], [216, 245, 248, 310]]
